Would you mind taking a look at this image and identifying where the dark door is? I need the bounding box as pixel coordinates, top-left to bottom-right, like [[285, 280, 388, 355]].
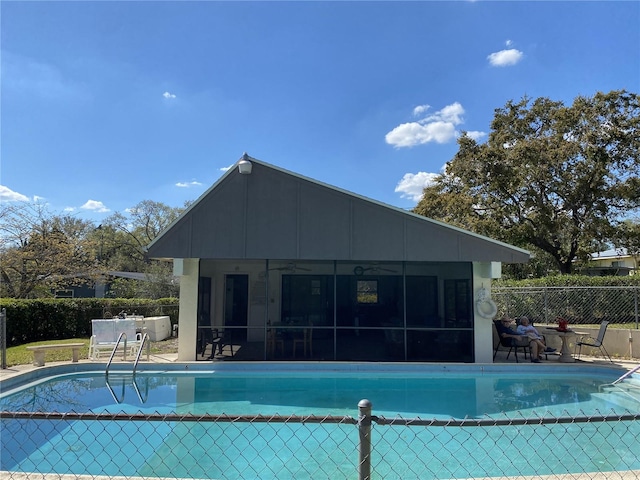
[[198, 277, 212, 325], [196, 276, 212, 357], [224, 274, 248, 341]]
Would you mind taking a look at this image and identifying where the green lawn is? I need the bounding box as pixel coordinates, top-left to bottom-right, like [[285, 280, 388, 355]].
[[3, 337, 176, 367], [3, 338, 91, 367]]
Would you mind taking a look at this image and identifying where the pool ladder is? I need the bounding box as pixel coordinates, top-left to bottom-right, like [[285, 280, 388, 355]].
[[105, 332, 150, 404], [105, 373, 149, 404], [105, 332, 150, 376]]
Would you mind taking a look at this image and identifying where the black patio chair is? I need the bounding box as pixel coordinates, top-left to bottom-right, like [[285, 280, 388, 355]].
[[200, 328, 235, 359], [493, 321, 530, 363]]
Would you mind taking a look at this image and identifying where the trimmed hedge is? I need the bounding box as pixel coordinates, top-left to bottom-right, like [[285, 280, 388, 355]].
[[0, 298, 178, 347]]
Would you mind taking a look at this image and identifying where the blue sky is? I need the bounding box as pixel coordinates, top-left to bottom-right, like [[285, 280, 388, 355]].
[[2, 1, 639, 223]]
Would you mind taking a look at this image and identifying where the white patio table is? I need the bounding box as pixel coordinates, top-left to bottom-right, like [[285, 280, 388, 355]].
[[543, 328, 577, 363]]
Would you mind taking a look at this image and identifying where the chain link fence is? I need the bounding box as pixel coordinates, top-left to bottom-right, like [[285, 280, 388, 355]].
[[2, 404, 640, 479], [493, 286, 640, 328]]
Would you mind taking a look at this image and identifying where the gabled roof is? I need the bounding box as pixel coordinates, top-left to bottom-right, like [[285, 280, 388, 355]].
[[146, 155, 530, 263]]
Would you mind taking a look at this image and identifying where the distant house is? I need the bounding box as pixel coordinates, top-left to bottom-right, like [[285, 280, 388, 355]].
[[583, 248, 638, 276], [54, 271, 157, 298], [146, 155, 530, 363]]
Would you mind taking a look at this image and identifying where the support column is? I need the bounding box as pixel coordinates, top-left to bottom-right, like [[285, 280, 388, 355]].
[[176, 258, 200, 361], [473, 261, 501, 363]]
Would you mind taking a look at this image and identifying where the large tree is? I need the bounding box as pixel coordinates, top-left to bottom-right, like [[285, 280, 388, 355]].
[[101, 200, 183, 271], [414, 90, 640, 274], [0, 200, 185, 298], [99, 200, 184, 297], [0, 202, 98, 298]]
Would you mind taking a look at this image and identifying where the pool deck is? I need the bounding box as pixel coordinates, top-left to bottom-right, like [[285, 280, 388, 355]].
[[1, 348, 638, 384], [0, 350, 180, 383]]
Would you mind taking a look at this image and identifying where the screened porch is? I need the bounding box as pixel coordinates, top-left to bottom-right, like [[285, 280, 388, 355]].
[[196, 260, 475, 363]]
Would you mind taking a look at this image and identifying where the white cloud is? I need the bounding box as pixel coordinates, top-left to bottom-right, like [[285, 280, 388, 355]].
[[386, 121, 456, 147], [63, 206, 76, 212], [0, 185, 30, 202], [385, 102, 466, 148], [163, 91, 177, 99], [487, 48, 524, 67], [412, 104, 430, 116], [425, 102, 465, 125], [465, 130, 487, 141], [176, 180, 203, 188], [505, 39, 513, 47], [80, 200, 110, 213], [220, 165, 234, 172], [394, 171, 439, 202]]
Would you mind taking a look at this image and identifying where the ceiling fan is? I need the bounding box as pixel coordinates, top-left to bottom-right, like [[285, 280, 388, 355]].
[[353, 263, 397, 275], [268, 262, 312, 273]]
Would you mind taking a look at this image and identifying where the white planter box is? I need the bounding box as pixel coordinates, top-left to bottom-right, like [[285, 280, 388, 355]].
[[135, 315, 172, 342]]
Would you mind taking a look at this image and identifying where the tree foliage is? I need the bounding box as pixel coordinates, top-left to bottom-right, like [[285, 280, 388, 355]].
[[0, 203, 98, 298], [0, 200, 184, 299], [89, 200, 184, 298], [414, 90, 640, 274], [611, 217, 640, 271]]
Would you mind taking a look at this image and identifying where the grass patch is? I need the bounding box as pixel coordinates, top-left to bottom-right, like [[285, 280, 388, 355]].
[[4, 339, 90, 367], [4, 337, 178, 367]]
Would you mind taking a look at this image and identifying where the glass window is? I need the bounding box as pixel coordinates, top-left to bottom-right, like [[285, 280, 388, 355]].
[[356, 280, 378, 304], [444, 279, 472, 328], [405, 276, 438, 327]]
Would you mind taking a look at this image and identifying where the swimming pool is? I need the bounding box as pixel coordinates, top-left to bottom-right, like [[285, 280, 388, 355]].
[[0, 364, 635, 417], [2, 363, 639, 479]]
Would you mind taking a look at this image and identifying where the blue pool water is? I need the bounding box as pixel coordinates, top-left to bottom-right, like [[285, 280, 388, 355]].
[[0, 368, 633, 417], [1, 364, 639, 479]]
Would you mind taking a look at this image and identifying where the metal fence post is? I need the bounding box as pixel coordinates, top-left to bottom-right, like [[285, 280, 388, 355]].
[[635, 287, 638, 330], [358, 399, 372, 480], [1, 308, 6, 369], [544, 287, 549, 323]]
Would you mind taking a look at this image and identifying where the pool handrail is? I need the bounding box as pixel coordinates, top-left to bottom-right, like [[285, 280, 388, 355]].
[[131, 375, 149, 403], [105, 375, 125, 403], [598, 362, 640, 397], [104, 373, 149, 404], [133, 332, 150, 376], [612, 363, 640, 385], [105, 332, 128, 376]]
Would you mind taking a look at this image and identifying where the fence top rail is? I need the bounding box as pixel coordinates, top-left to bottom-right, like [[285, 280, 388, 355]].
[[2, 410, 638, 426], [493, 286, 640, 291], [0, 411, 357, 424], [372, 413, 640, 426]]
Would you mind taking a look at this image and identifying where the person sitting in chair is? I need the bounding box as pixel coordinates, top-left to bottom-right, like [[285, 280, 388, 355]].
[[516, 316, 556, 354], [496, 316, 543, 363]]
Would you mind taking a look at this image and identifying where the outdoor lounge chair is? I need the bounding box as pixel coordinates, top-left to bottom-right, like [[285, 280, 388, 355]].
[[89, 318, 142, 360], [575, 321, 613, 363], [493, 321, 530, 362]]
